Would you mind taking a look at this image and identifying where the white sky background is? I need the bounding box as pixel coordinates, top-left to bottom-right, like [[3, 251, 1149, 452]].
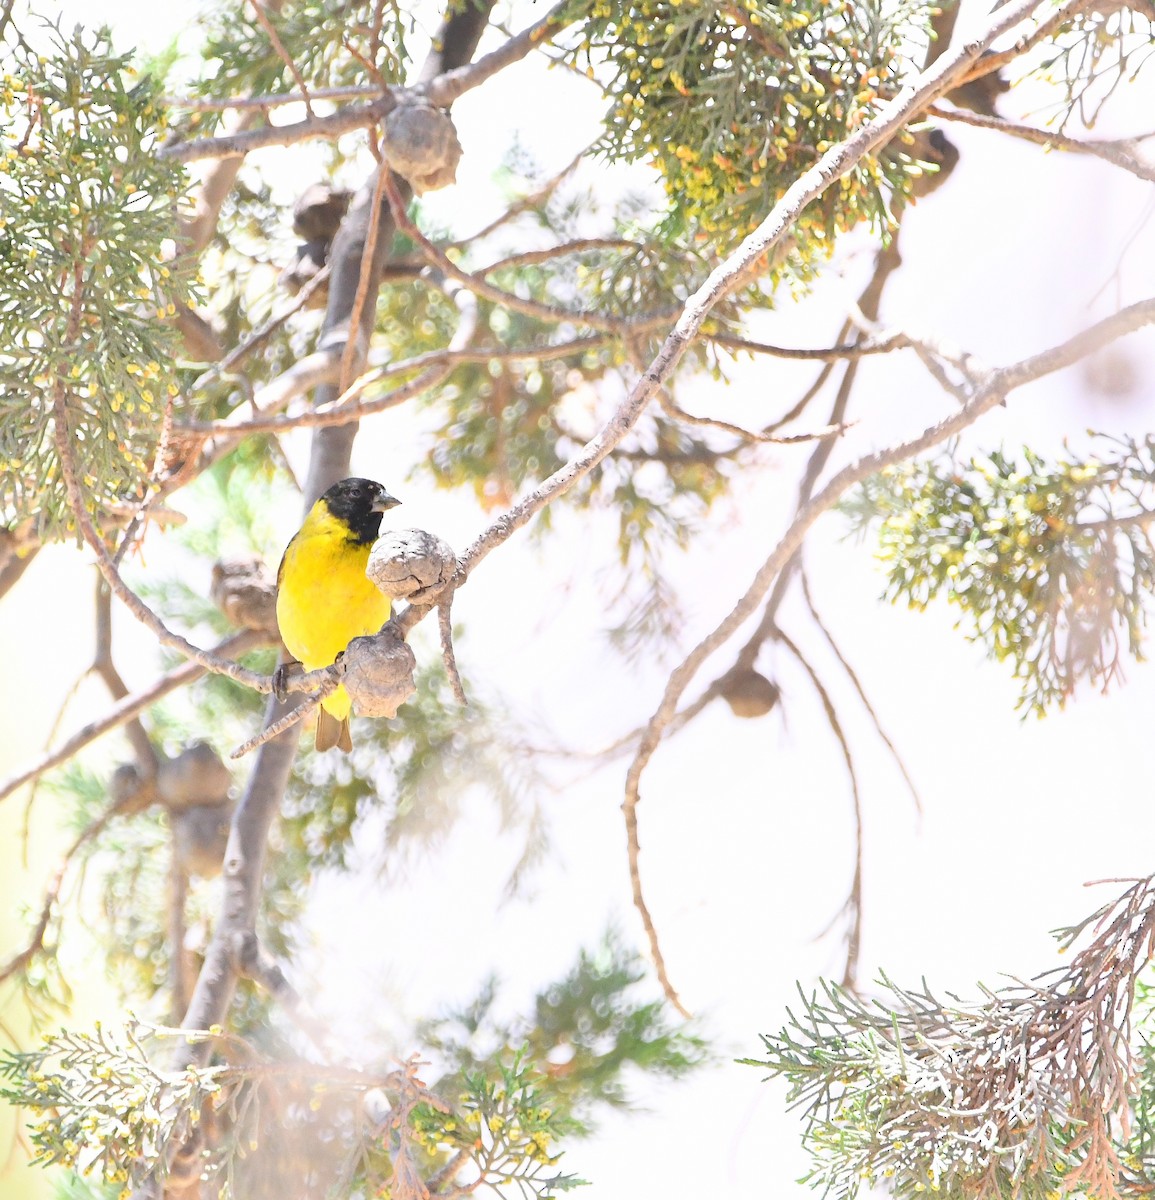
[[5, 2, 1155, 1198]]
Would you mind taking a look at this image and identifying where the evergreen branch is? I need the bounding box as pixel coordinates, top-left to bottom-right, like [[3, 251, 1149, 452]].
[[382, 168, 680, 334], [930, 102, 1155, 183], [0, 630, 264, 807]]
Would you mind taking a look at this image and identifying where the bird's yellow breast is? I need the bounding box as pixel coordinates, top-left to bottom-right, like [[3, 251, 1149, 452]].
[[275, 504, 391, 675]]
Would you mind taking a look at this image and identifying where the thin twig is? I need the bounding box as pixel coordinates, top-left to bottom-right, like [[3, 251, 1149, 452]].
[[165, 85, 380, 111], [248, 0, 315, 117], [180, 336, 608, 437], [339, 164, 393, 396], [449, 146, 588, 246], [714, 330, 907, 362], [773, 626, 864, 991], [0, 797, 130, 984], [930, 102, 1155, 183], [189, 266, 331, 395], [799, 567, 923, 817], [229, 692, 331, 759], [621, 294, 1155, 1010], [382, 168, 679, 335]]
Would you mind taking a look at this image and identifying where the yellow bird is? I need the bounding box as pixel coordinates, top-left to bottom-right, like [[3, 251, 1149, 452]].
[[275, 477, 401, 752]]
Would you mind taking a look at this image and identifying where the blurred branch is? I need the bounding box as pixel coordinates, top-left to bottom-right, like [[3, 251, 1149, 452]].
[[159, 95, 396, 162], [0, 793, 135, 985], [449, 145, 588, 246], [181, 334, 607, 437], [92, 576, 160, 777], [161, 0, 574, 164], [0, 630, 264, 807]]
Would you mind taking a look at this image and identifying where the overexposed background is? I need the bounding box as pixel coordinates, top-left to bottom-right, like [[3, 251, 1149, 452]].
[[4, 2, 1155, 1198]]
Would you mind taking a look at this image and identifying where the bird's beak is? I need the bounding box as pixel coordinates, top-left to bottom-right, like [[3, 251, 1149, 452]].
[[371, 490, 402, 513]]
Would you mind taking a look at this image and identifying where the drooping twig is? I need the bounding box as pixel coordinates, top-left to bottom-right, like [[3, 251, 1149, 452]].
[[437, 594, 467, 705], [799, 567, 923, 817], [338, 163, 393, 396], [772, 626, 864, 991]]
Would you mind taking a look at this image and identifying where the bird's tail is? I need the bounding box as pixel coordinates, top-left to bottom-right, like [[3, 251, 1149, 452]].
[[315, 707, 353, 752]]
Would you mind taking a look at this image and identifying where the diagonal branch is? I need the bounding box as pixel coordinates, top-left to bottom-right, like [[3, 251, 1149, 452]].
[[622, 293, 1155, 1009]]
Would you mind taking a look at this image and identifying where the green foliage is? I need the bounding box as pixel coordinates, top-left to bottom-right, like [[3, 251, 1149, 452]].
[[1, 937, 703, 1200], [420, 936, 709, 1129], [569, 0, 937, 247], [183, 0, 411, 136], [746, 877, 1155, 1200], [0, 1022, 225, 1195], [1033, 4, 1155, 130], [843, 439, 1155, 713], [0, 26, 192, 538]]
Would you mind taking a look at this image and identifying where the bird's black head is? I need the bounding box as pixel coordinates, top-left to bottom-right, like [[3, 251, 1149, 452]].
[[320, 477, 401, 544]]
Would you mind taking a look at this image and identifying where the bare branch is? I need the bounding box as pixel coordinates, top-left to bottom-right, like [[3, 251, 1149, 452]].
[[165, 85, 379, 111], [422, 0, 575, 108], [159, 95, 395, 163], [712, 330, 906, 362], [931, 102, 1155, 183], [229, 693, 329, 760], [449, 145, 589, 246]]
